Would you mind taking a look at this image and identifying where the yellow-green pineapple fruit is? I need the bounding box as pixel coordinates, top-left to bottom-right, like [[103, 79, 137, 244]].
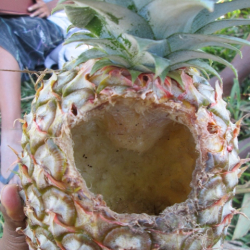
[[19, 0, 250, 249]]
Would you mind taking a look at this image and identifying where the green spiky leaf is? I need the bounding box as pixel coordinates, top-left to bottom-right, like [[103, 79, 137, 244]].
[[59, 0, 250, 81], [64, 0, 154, 39], [192, 0, 250, 32], [128, 70, 142, 83], [151, 54, 170, 80], [167, 34, 250, 53], [91, 58, 117, 76], [138, 0, 214, 39], [63, 48, 107, 71], [168, 50, 238, 78], [196, 19, 250, 35], [170, 60, 222, 83]]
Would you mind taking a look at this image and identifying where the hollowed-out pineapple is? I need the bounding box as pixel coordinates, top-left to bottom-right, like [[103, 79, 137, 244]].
[[19, 0, 250, 249]]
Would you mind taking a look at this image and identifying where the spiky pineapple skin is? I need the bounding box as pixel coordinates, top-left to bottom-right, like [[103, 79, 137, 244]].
[[19, 59, 244, 250]]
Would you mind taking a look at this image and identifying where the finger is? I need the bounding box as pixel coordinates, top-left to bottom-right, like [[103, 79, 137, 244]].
[[0, 176, 20, 194], [0, 184, 25, 226], [39, 11, 50, 18], [30, 9, 44, 17], [29, 0, 47, 11], [38, 11, 49, 18], [0, 185, 28, 250], [27, 2, 40, 12]]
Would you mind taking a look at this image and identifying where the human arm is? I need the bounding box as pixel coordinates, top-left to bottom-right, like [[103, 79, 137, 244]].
[[209, 34, 250, 97], [28, 0, 59, 18], [0, 185, 28, 250]]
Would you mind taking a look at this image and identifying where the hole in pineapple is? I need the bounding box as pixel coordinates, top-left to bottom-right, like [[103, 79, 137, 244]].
[[207, 122, 219, 134], [71, 103, 78, 116], [72, 99, 199, 215]]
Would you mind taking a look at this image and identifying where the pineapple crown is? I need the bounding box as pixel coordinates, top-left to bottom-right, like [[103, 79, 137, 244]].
[[56, 0, 250, 82]]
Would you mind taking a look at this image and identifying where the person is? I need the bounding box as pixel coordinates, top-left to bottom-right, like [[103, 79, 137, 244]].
[[0, 184, 28, 249], [210, 34, 250, 159], [0, 0, 70, 192]]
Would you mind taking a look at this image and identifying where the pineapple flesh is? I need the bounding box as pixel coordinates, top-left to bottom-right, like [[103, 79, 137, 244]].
[[18, 0, 250, 249]]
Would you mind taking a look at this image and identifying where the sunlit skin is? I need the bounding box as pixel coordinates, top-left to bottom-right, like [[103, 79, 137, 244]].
[[0, 184, 28, 249]]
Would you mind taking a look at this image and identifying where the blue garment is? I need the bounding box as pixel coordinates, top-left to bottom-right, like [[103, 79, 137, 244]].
[[0, 15, 64, 80]]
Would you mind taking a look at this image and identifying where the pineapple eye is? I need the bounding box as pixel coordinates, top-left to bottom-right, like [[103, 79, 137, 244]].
[[71, 98, 199, 215], [207, 122, 219, 134], [71, 103, 78, 116]]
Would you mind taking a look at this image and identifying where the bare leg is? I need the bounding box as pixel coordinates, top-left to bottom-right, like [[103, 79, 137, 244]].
[[0, 47, 22, 191]]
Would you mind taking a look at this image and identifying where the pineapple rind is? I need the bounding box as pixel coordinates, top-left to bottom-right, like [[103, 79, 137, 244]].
[[19, 59, 243, 249]]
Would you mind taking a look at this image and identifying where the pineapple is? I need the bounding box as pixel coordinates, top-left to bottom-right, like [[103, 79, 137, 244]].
[[18, 0, 250, 249]]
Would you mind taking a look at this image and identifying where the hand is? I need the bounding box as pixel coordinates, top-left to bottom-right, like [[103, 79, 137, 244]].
[[28, 0, 51, 18], [0, 173, 20, 196], [0, 185, 28, 250]]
